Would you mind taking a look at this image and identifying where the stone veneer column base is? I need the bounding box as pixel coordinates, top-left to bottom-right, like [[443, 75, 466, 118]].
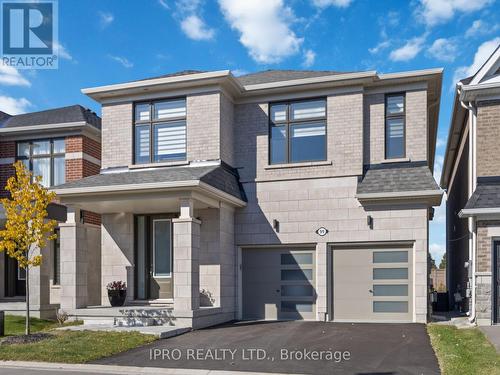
[[173, 217, 201, 322], [476, 273, 492, 326]]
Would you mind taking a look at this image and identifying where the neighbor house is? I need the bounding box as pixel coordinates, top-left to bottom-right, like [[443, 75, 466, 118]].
[[0, 105, 101, 318], [53, 68, 443, 328], [441, 45, 500, 325]]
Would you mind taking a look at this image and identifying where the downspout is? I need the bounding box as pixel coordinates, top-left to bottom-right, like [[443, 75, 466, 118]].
[[458, 82, 477, 323]]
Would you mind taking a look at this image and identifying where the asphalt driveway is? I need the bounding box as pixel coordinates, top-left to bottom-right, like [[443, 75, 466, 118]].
[[94, 321, 440, 375]]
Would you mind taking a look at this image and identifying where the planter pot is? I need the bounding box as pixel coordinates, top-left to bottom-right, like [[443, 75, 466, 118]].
[[108, 290, 126, 307]]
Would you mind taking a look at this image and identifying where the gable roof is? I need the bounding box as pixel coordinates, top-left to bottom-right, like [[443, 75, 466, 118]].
[[0, 105, 101, 130]]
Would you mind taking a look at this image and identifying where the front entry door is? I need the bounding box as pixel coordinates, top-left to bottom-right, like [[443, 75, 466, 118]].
[[495, 241, 500, 324], [135, 215, 173, 300], [4, 256, 26, 297]]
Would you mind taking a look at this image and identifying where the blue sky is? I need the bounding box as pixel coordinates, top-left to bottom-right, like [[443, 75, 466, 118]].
[[1, 0, 499, 264]]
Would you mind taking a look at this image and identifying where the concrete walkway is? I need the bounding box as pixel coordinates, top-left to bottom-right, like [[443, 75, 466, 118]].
[[480, 326, 500, 353], [0, 361, 295, 375]]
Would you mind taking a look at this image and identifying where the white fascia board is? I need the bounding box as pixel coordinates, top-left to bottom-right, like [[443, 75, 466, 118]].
[[82, 70, 234, 97], [53, 179, 246, 207], [470, 45, 500, 85], [459, 207, 500, 218], [0, 121, 89, 134], [242, 71, 377, 91], [376, 68, 444, 81], [460, 81, 500, 101]]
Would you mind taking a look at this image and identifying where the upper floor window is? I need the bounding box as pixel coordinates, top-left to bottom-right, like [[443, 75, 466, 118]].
[[134, 98, 187, 164], [269, 99, 326, 164], [16, 139, 65, 187], [385, 94, 405, 159]]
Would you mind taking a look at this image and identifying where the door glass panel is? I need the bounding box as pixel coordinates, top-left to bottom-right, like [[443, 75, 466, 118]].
[[373, 268, 408, 280], [136, 216, 147, 299], [281, 269, 312, 281], [373, 284, 408, 296], [281, 285, 313, 297], [281, 253, 313, 265], [373, 251, 408, 263], [153, 220, 171, 277], [373, 301, 408, 313], [281, 301, 313, 312]]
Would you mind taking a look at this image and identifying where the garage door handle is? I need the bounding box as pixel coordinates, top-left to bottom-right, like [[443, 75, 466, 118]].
[[369, 289, 373, 294], [276, 289, 280, 293]]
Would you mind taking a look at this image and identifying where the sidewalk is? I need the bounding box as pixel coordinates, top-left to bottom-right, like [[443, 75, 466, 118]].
[[480, 326, 500, 353], [0, 361, 298, 375]]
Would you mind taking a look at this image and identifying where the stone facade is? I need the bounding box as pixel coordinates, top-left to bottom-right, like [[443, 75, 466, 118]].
[[476, 100, 500, 177]]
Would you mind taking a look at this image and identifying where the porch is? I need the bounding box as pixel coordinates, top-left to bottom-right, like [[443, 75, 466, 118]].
[[53, 163, 246, 329]]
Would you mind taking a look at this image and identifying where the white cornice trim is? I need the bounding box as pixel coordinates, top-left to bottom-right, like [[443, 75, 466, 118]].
[[459, 207, 500, 218], [0, 122, 100, 138], [376, 68, 444, 81], [356, 189, 443, 206], [53, 179, 246, 207]]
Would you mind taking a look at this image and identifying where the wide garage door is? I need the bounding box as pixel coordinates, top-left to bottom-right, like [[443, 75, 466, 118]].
[[333, 247, 413, 322], [242, 248, 316, 320]]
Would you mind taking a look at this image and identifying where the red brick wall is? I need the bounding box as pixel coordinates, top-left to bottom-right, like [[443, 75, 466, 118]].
[[0, 141, 15, 198], [64, 135, 102, 226]]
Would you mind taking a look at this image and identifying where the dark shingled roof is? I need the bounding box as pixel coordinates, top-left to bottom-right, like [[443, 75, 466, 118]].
[[236, 70, 343, 85], [133, 70, 207, 83], [55, 163, 246, 202], [0, 105, 101, 129], [464, 177, 500, 209], [357, 162, 440, 194]]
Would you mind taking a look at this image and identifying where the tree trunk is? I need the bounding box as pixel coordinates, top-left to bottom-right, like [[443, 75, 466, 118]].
[[25, 266, 30, 336]]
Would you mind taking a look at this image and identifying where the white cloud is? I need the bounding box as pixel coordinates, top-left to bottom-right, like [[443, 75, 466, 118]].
[[180, 14, 215, 40], [0, 66, 30, 86], [434, 154, 444, 182], [436, 137, 446, 148], [389, 35, 427, 62], [158, 0, 170, 10], [0, 96, 31, 115], [453, 37, 500, 85], [302, 49, 316, 67], [218, 0, 303, 64], [369, 40, 391, 54], [427, 38, 458, 62], [231, 69, 248, 77], [416, 0, 493, 26], [174, 0, 215, 41], [98, 11, 114, 28], [311, 0, 353, 8], [54, 41, 72, 60], [465, 19, 499, 38], [429, 243, 446, 264], [108, 55, 134, 68]]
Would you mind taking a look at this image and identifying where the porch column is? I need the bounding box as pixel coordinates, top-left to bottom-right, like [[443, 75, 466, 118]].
[[173, 198, 201, 313], [59, 208, 88, 310], [28, 242, 54, 319]]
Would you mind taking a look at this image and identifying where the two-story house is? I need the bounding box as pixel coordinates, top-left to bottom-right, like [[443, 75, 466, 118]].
[[0, 105, 101, 318], [441, 45, 500, 325], [54, 68, 442, 328]]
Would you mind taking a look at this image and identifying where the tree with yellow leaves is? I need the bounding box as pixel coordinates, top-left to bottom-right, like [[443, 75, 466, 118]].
[[0, 161, 57, 335]]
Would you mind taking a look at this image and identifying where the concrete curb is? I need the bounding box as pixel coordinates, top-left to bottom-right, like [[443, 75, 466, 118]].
[[0, 361, 298, 375]]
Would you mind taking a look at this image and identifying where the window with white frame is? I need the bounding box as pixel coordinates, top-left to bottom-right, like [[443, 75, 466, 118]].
[[134, 98, 187, 164]]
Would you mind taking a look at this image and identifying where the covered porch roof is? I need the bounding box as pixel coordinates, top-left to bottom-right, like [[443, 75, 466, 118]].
[[52, 163, 246, 214]]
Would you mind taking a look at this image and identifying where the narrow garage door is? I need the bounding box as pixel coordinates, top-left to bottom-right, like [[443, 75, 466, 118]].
[[333, 247, 413, 322], [242, 248, 315, 320]]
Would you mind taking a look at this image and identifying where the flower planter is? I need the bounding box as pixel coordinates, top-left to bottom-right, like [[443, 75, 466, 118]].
[[108, 289, 126, 307]]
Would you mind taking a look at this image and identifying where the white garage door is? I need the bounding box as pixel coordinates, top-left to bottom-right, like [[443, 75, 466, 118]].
[[333, 247, 413, 322], [242, 248, 316, 320]]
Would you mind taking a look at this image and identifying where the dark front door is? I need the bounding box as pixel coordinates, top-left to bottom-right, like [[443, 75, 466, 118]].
[[135, 215, 173, 300], [4, 256, 26, 297], [495, 241, 500, 324]]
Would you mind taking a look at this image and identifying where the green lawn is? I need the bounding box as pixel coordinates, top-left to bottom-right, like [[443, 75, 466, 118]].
[[428, 325, 500, 375], [0, 315, 157, 363]]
